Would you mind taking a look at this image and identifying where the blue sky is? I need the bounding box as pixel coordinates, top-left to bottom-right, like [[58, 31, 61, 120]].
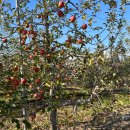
[[8, 0, 130, 21], [7, 0, 130, 26], [1, 0, 130, 52]]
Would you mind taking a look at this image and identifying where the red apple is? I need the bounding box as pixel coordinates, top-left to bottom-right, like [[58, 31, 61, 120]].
[[40, 49, 45, 55], [25, 23, 29, 28], [29, 24, 33, 29], [33, 32, 37, 37], [13, 65, 19, 71], [37, 93, 43, 100], [20, 40, 25, 45], [21, 78, 27, 85], [12, 79, 19, 89], [33, 66, 40, 73], [27, 30, 31, 35], [2, 38, 7, 43], [35, 79, 41, 84], [28, 30, 34, 35], [22, 35, 27, 40], [77, 39, 83, 44], [29, 84, 33, 89], [32, 36, 36, 40], [70, 15, 76, 22], [82, 24, 87, 30], [30, 30, 34, 35], [65, 39, 71, 48], [37, 14, 42, 18], [39, 90, 44, 94], [22, 30, 28, 35], [65, 39, 71, 43], [33, 93, 43, 100], [29, 55, 33, 60], [57, 10, 64, 17], [46, 54, 51, 59], [58, 1, 64, 8], [10, 76, 15, 81], [33, 93, 38, 99], [19, 29, 24, 34]]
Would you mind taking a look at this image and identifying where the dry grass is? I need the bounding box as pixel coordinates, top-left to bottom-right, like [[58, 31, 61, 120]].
[[1, 94, 130, 129]]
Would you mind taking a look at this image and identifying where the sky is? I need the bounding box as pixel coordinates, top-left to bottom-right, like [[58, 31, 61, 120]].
[[125, 3, 130, 31], [7, 0, 130, 22], [1, 0, 130, 53]]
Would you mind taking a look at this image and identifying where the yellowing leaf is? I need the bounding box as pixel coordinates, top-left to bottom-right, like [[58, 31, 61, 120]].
[[97, 56, 104, 63], [88, 58, 94, 66], [82, 14, 87, 20], [88, 18, 93, 26], [0, 0, 2, 4], [98, 4, 100, 7], [118, 100, 123, 106], [45, 83, 51, 87]]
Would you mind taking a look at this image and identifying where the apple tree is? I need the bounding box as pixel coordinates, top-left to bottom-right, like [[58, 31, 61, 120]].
[[0, 0, 128, 129]]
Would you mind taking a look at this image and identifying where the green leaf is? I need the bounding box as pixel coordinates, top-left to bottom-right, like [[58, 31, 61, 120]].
[[11, 118, 20, 129], [22, 120, 32, 129], [0, 122, 4, 128], [82, 14, 87, 20]]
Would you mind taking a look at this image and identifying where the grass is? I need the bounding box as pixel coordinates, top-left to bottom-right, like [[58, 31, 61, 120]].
[[1, 92, 130, 130]]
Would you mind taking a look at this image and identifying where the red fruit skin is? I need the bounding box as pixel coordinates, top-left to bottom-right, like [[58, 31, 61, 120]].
[[37, 14, 42, 18], [2, 38, 7, 43], [70, 16, 76, 22], [22, 35, 27, 40], [33, 67, 40, 73], [82, 24, 87, 30], [35, 79, 41, 84], [33, 32, 37, 37], [58, 1, 64, 8], [12, 79, 19, 89], [51, 47, 55, 52], [29, 84, 33, 89], [21, 78, 27, 85], [29, 25, 33, 29], [10, 76, 15, 81], [40, 49, 45, 55], [25, 23, 29, 28], [20, 40, 25, 45], [10, 77, 19, 89], [28, 30, 34, 35], [77, 39, 83, 44], [30, 30, 35, 34], [19, 29, 24, 34], [39, 90, 44, 94], [33, 93, 38, 99], [46, 53, 51, 58], [13, 79, 19, 88], [37, 93, 43, 100], [57, 10, 64, 17], [29, 55, 33, 60], [32, 37, 36, 40], [13, 66, 19, 71], [33, 93, 43, 100], [23, 30, 28, 35], [65, 39, 71, 43]]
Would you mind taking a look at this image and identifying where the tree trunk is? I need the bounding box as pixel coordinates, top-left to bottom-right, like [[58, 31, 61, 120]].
[[16, 0, 27, 130], [50, 108, 57, 130], [49, 87, 57, 130], [42, 0, 57, 129]]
